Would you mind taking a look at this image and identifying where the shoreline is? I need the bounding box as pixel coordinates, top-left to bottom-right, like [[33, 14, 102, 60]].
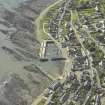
[[0, 0, 60, 105]]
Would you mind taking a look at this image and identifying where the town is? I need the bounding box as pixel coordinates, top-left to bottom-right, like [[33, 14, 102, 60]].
[[36, 0, 105, 105]]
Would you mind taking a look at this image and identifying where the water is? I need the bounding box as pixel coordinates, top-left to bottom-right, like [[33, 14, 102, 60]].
[[0, 0, 63, 79], [0, 0, 27, 9], [0, 0, 28, 79]]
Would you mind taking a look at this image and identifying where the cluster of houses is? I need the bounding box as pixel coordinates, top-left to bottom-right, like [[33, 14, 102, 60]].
[[77, 0, 105, 84], [44, 71, 102, 105], [48, 0, 72, 39], [78, 0, 105, 41], [44, 72, 80, 105], [63, 22, 90, 72], [40, 0, 105, 104]]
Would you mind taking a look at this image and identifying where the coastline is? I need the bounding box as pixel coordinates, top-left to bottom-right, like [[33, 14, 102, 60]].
[[0, 0, 58, 105]]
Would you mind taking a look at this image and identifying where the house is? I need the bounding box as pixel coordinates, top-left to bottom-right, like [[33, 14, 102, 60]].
[[60, 93, 69, 104], [48, 80, 61, 91]]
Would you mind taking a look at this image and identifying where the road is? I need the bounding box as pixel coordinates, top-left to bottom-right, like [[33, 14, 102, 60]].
[[70, 9, 104, 105], [57, 0, 72, 36], [35, 0, 64, 42], [71, 10, 94, 83], [71, 10, 102, 88], [43, 5, 97, 105], [82, 90, 92, 105], [70, 10, 95, 105], [31, 93, 45, 105], [82, 26, 102, 87]]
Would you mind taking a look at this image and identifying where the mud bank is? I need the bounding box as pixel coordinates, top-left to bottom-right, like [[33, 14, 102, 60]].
[[0, 0, 58, 105]]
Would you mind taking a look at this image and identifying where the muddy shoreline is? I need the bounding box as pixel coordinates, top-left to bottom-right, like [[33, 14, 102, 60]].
[[0, 0, 58, 105]]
